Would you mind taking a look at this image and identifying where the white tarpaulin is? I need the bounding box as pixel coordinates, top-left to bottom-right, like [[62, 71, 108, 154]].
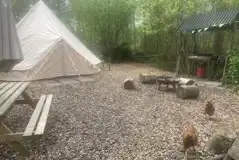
[[0, 0, 101, 81]]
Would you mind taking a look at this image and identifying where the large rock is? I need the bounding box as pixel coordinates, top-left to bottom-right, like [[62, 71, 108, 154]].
[[207, 134, 235, 155], [227, 136, 239, 160], [124, 78, 136, 90], [210, 154, 226, 160], [223, 153, 233, 160]]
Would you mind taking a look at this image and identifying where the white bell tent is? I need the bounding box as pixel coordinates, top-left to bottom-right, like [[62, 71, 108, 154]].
[[0, 0, 101, 81]]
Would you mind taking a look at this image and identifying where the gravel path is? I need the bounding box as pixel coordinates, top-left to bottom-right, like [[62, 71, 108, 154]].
[[1, 63, 239, 160]]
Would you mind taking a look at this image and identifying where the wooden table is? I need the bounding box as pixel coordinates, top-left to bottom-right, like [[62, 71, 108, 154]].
[[0, 82, 53, 156], [156, 76, 180, 91]]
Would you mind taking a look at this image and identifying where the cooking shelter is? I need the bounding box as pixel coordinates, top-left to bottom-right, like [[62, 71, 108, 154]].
[[176, 9, 239, 81]]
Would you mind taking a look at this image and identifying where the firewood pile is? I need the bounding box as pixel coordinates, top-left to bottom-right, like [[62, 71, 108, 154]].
[[139, 73, 199, 99]]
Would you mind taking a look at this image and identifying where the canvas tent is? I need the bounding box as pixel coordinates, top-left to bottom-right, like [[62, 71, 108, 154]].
[[0, 0, 101, 81]]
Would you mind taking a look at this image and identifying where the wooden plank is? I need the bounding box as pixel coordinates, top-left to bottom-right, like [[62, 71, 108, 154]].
[[0, 133, 23, 142], [0, 82, 8, 90], [22, 91, 36, 109], [35, 95, 53, 136], [23, 95, 46, 137], [0, 83, 29, 118], [15, 99, 39, 105], [0, 122, 30, 156], [0, 82, 21, 106], [0, 82, 15, 97]]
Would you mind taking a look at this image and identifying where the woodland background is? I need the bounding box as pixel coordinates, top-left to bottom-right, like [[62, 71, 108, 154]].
[[12, 0, 239, 82]]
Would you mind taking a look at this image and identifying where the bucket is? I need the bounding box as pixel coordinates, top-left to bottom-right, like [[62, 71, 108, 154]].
[[196, 67, 205, 78]]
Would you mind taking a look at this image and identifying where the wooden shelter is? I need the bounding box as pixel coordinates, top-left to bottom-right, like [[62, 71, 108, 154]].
[[176, 9, 239, 81]]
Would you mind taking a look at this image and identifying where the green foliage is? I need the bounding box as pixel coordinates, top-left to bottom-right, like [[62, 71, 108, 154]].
[[11, 0, 239, 72], [12, 0, 38, 21], [70, 0, 136, 61], [227, 49, 239, 85], [12, 0, 69, 22]]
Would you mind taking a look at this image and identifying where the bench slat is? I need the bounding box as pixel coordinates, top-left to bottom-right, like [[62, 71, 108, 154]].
[[0, 82, 8, 90], [34, 95, 53, 136], [0, 83, 29, 118], [23, 95, 46, 137], [0, 82, 15, 97]]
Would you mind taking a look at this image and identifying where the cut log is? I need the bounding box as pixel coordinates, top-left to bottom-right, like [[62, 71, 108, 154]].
[[139, 73, 157, 84], [178, 78, 195, 86], [124, 78, 136, 90], [176, 85, 199, 99]]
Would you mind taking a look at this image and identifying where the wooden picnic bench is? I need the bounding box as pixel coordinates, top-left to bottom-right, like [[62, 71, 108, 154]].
[[156, 76, 180, 91], [0, 82, 53, 156]]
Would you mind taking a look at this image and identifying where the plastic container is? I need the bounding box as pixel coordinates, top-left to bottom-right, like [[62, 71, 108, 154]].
[[196, 67, 205, 78]]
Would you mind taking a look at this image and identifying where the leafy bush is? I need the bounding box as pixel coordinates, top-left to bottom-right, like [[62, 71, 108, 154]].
[[227, 49, 239, 85]]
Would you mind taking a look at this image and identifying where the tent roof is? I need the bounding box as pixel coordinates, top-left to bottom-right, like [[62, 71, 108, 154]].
[[178, 9, 239, 32], [14, 0, 101, 70]]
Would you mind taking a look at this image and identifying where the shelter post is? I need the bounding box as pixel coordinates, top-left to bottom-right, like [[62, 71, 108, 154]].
[[222, 23, 236, 83], [192, 32, 197, 54], [176, 32, 183, 75]]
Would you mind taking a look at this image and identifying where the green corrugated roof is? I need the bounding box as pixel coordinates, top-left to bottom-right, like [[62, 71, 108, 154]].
[[178, 9, 239, 32]]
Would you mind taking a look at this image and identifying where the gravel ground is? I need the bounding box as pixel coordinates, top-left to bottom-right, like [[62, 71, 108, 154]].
[[1, 63, 239, 160]]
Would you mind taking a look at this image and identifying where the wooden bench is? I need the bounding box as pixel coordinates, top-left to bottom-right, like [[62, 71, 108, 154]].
[[24, 94, 53, 138], [0, 82, 53, 156]]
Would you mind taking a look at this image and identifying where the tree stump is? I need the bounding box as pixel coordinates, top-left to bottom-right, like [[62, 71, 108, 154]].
[[139, 73, 158, 84], [124, 78, 136, 90], [176, 85, 199, 99], [178, 78, 196, 86]]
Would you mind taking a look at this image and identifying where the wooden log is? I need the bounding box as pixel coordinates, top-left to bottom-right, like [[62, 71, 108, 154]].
[[176, 85, 199, 99], [178, 78, 195, 86], [124, 78, 136, 90], [139, 73, 157, 84]]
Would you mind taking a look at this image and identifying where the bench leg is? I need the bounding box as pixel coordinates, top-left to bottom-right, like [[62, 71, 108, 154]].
[[22, 91, 36, 109], [0, 122, 30, 156], [15, 99, 39, 105], [173, 84, 176, 91], [158, 83, 162, 91]]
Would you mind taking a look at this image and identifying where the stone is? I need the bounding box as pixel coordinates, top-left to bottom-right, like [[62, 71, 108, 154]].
[[123, 78, 136, 90], [227, 136, 239, 160], [209, 154, 226, 160], [207, 134, 235, 155], [223, 153, 233, 160]]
